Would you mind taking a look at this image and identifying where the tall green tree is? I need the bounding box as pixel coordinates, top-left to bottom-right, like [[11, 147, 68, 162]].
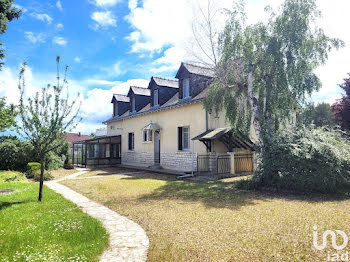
[[17, 56, 81, 201], [0, 0, 21, 68], [297, 102, 336, 128], [0, 97, 16, 131], [204, 0, 343, 148]]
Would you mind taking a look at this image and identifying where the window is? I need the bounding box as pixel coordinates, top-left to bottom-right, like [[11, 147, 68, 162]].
[[128, 132, 135, 150], [178, 126, 190, 150], [143, 130, 153, 142], [154, 89, 159, 106], [183, 79, 190, 98], [113, 102, 118, 116], [131, 96, 136, 112]]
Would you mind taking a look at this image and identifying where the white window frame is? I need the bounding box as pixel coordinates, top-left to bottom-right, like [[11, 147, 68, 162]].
[[128, 132, 135, 151], [182, 127, 190, 150], [142, 129, 153, 142], [183, 78, 190, 98], [154, 89, 159, 106]]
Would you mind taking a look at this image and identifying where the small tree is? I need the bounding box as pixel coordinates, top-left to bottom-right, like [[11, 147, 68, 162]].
[[331, 74, 350, 131], [17, 56, 81, 201]]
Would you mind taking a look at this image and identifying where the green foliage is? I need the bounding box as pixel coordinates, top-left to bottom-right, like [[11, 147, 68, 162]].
[[297, 102, 336, 127], [26, 162, 41, 178], [0, 139, 34, 171], [254, 126, 350, 193], [34, 170, 53, 181], [0, 97, 16, 131], [0, 0, 21, 68], [204, 0, 343, 145], [0, 171, 27, 183], [46, 151, 66, 170]]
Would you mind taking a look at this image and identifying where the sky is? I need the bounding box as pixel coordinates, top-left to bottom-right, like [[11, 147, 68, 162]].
[[0, 0, 349, 135]]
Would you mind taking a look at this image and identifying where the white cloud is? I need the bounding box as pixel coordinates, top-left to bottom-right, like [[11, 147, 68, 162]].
[[126, 0, 350, 103], [13, 4, 27, 13], [100, 61, 126, 78], [56, 23, 64, 30], [0, 64, 149, 134], [91, 11, 117, 28], [53, 36, 67, 46], [74, 56, 81, 63], [93, 0, 122, 7], [31, 13, 53, 24], [24, 32, 46, 44], [56, 1, 63, 11]]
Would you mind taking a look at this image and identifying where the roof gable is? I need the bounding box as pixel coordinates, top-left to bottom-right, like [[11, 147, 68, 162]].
[[111, 94, 130, 103], [127, 86, 151, 97], [175, 62, 215, 79], [150, 76, 178, 89]]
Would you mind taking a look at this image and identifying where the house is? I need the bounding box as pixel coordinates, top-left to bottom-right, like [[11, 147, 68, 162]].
[[64, 132, 91, 156], [73, 62, 256, 174]]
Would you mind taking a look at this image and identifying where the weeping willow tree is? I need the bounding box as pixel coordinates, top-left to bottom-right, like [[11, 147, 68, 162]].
[[204, 0, 343, 148]]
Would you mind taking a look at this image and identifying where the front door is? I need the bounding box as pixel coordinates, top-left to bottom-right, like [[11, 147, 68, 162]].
[[154, 130, 160, 164]]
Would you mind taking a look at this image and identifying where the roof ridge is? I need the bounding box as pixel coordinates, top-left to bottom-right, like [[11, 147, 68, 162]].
[[152, 76, 178, 82], [182, 62, 214, 70], [130, 85, 148, 89]]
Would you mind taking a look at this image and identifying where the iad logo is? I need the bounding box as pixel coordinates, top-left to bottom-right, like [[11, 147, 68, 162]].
[[313, 225, 349, 261]]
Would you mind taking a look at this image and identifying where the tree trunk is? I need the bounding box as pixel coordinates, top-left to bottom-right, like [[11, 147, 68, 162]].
[[38, 156, 45, 202], [247, 71, 263, 148]]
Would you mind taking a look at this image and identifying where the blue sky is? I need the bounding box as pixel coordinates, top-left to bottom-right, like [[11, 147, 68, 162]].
[[0, 0, 349, 134]]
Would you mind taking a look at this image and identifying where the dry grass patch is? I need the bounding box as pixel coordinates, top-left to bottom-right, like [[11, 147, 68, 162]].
[[50, 168, 79, 180], [78, 167, 141, 178], [61, 172, 350, 262]]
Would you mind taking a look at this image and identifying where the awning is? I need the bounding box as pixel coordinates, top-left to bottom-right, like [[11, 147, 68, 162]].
[[142, 122, 161, 131], [192, 128, 256, 151]]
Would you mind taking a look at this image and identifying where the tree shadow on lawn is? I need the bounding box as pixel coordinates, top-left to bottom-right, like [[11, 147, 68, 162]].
[[0, 200, 33, 211], [119, 175, 350, 210]]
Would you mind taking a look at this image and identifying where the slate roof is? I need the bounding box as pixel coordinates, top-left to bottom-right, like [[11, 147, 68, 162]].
[[176, 62, 215, 78], [152, 77, 178, 88], [129, 86, 151, 96], [112, 94, 130, 103]]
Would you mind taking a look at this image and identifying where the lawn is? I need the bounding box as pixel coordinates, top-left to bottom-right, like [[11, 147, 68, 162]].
[[50, 168, 79, 180], [62, 170, 350, 262], [0, 181, 108, 262]]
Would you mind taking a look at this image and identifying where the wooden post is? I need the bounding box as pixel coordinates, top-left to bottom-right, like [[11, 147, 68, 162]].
[[227, 152, 235, 175]]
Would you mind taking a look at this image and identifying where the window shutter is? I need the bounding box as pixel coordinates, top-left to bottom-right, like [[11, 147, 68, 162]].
[[178, 127, 183, 150]]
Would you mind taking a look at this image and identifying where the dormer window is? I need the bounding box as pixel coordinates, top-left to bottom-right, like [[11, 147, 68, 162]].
[[153, 89, 159, 106], [183, 78, 190, 98]]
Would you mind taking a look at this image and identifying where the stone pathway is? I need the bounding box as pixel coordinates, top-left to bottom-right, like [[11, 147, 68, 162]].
[[45, 169, 149, 262]]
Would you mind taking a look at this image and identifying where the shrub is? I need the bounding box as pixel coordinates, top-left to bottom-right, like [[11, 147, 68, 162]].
[[0, 138, 34, 171], [0, 171, 27, 183], [34, 171, 53, 182], [254, 126, 350, 193], [46, 151, 66, 170], [26, 162, 41, 178]]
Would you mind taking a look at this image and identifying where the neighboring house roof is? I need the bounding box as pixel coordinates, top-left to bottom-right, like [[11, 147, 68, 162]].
[[128, 86, 151, 96], [64, 133, 91, 146], [111, 94, 130, 103], [175, 62, 215, 78], [152, 77, 178, 88]]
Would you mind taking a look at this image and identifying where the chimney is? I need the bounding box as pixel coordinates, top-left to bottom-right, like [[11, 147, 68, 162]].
[[78, 132, 81, 137]]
